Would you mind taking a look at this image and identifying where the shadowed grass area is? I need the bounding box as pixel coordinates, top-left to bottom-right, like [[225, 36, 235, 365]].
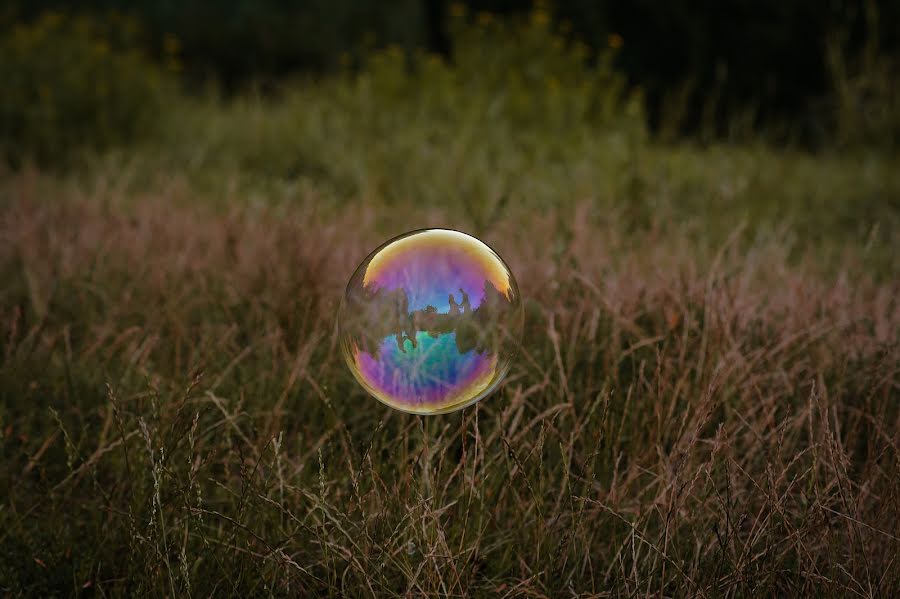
[[1, 161, 897, 595]]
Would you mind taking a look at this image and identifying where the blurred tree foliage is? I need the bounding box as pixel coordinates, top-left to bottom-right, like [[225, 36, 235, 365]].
[[1, 0, 897, 141], [0, 12, 173, 165]]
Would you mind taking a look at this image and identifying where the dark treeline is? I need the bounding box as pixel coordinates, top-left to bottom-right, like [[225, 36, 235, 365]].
[[3, 0, 898, 138]]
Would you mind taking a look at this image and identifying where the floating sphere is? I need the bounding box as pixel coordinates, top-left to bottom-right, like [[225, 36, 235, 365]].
[[338, 229, 523, 414]]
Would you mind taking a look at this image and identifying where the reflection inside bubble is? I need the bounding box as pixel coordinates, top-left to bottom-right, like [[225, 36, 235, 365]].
[[338, 229, 523, 414]]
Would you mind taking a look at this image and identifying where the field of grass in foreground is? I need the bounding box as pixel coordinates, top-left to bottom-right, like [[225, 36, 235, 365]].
[[1, 36, 900, 595]]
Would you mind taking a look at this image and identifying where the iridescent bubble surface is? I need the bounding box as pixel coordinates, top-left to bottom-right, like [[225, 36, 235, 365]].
[[338, 229, 523, 414]]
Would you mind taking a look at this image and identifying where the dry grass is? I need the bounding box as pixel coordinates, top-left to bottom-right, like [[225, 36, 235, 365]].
[[1, 171, 898, 597]]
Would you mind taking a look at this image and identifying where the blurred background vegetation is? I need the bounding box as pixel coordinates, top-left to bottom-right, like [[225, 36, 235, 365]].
[[1, 0, 899, 164], [1, 1, 897, 270]]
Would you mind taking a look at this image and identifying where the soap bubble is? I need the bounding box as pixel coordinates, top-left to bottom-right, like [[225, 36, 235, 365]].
[[338, 229, 523, 414]]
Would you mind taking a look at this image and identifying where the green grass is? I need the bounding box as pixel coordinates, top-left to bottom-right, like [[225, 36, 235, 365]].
[[1, 31, 899, 597]]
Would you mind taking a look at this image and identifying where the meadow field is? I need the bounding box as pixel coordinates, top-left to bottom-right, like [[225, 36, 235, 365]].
[[2, 12, 900, 597]]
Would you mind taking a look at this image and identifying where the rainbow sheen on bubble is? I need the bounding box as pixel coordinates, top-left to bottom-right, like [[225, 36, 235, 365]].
[[338, 229, 523, 414]]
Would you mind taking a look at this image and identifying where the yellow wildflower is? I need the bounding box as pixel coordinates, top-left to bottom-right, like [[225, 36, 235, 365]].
[[163, 34, 180, 56], [449, 3, 466, 18], [531, 9, 550, 27]]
